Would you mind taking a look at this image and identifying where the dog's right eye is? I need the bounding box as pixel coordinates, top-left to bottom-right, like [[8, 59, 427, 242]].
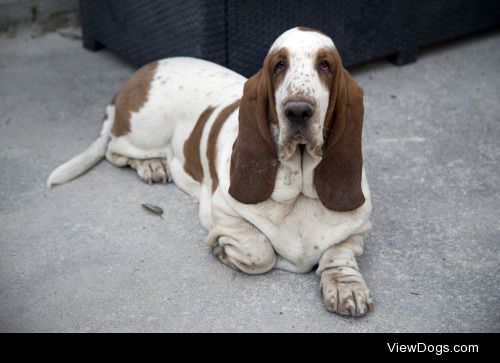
[[319, 60, 332, 76], [274, 60, 286, 75]]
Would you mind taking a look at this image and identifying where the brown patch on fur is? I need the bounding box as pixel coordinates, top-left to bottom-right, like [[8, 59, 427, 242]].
[[228, 47, 298, 203], [314, 47, 366, 211], [183, 106, 216, 182], [316, 48, 343, 140], [111, 61, 159, 137], [228, 52, 280, 204], [110, 92, 118, 106], [298, 26, 328, 37], [207, 99, 241, 192]]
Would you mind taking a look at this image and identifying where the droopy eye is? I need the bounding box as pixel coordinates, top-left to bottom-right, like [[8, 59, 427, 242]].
[[274, 60, 286, 75], [319, 60, 331, 75]]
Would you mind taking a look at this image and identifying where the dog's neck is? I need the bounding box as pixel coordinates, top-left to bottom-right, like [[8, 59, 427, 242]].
[[271, 146, 321, 204]]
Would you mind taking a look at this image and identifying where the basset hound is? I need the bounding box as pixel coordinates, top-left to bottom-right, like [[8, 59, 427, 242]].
[[48, 27, 373, 316]]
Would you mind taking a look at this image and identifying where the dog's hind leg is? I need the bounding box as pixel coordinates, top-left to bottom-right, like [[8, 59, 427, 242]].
[[127, 158, 170, 184], [105, 149, 171, 185]]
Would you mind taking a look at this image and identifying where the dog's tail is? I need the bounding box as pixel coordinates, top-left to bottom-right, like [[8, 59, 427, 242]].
[[46, 106, 114, 188]]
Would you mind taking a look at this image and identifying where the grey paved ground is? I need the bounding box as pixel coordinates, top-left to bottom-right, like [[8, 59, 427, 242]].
[[1, 24, 499, 332]]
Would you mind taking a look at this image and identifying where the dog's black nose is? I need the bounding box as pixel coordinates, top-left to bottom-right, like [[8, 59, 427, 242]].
[[284, 101, 314, 124]]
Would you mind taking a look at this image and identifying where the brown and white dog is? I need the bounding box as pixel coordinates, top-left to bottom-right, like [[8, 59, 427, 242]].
[[48, 27, 373, 316]]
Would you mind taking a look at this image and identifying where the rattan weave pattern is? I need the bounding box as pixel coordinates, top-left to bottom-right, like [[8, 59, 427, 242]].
[[79, 0, 500, 76]]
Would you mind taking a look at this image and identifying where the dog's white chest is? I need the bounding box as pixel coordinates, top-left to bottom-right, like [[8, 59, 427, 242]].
[[267, 198, 369, 272], [227, 170, 372, 273]]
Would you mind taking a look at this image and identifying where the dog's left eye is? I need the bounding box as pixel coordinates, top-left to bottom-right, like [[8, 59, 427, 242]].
[[319, 60, 331, 75], [274, 60, 286, 75]]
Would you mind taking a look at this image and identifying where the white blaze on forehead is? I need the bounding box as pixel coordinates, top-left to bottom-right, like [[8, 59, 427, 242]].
[[270, 27, 334, 162], [269, 27, 335, 99], [269, 27, 335, 53], [270, 27, 334, 103]]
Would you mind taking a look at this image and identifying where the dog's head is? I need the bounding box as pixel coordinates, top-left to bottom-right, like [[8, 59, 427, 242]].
[[229, 27, 365, 211]]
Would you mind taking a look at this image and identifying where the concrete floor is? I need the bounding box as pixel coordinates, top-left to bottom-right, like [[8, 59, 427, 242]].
[[0, 24, 499, 333]]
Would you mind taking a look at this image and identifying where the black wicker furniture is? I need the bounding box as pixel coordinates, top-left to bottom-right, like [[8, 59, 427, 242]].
[[80, 0, 500, 76]]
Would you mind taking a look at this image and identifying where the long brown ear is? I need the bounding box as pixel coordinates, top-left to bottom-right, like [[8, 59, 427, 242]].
[[228, 70, 278, 204], [314, 68, 365, 211]]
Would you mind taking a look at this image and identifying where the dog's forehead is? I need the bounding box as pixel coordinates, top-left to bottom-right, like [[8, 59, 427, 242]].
[[269, 27, 335, 57]]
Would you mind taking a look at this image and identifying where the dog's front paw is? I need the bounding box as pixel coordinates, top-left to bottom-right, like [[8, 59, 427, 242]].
[[320, 269, 373, 317]]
